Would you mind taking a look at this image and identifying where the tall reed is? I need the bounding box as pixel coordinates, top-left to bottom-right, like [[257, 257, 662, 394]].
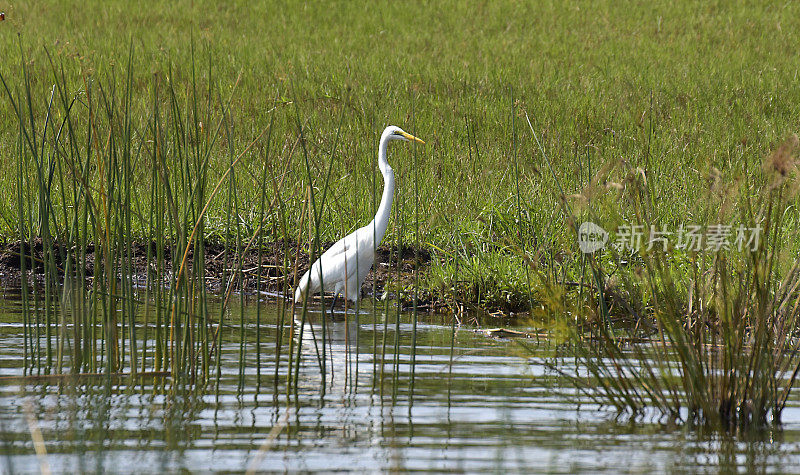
[[532, 120, 800, 428], [1, 44, 274, 388]]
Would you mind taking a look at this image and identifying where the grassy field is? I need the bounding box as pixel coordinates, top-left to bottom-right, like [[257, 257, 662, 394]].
[[2, 0, 800, 312]]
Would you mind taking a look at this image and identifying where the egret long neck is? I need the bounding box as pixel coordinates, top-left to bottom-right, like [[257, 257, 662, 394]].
[[370, 139, 395, 246]]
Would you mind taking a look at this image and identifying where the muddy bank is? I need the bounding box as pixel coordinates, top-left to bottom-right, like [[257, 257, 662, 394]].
[[0, 239, 435, 305]]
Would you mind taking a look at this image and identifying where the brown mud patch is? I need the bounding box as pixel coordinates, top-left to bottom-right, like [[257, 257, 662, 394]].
[[0, 239, 439, 308]]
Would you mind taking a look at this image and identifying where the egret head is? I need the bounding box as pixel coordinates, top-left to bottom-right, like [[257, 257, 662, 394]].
[[383, 126, 425, 144]]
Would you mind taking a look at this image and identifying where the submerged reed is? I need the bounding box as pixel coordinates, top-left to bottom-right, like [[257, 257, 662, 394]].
[[0, 44, 285, 389], [533, 125, 800, 429]]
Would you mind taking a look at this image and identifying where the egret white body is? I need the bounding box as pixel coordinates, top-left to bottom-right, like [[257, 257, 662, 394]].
[[294, 126, 424, 305]]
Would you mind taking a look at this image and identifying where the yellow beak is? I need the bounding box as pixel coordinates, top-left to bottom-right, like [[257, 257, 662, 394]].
[[401, 131, 425, 144]]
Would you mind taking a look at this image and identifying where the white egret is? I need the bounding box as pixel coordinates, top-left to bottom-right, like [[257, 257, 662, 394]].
[[294, 125, 425, 307]]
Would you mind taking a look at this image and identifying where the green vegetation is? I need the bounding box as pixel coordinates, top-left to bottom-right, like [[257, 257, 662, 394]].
[[3, 1, 800, 310], [543, 136, 800, 427], [3, 0, 800, 430]]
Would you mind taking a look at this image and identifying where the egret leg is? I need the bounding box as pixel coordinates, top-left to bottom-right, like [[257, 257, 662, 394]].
[[329, 292, 340, 315]]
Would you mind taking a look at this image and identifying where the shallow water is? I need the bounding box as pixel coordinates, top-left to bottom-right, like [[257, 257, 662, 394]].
[[2, 295, 800, 473]]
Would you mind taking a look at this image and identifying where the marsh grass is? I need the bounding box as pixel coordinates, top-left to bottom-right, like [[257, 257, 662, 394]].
[[1, 42, 420, 409], [5, 1, 800, 313], [4, 0, 800, 436], [535, 132, 800, 429], [0, 43, 290, 389]]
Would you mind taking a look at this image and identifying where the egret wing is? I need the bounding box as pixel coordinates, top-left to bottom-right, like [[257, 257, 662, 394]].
[[318, 229, 358, 261]]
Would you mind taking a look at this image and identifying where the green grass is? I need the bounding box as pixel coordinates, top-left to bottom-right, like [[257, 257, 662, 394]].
[[4, 0, 800, 434], [541, 136, 800, 428], [2, 0, 800, 309]]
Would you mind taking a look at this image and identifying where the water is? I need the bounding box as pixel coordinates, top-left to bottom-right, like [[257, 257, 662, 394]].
[[2, 295, 800, 473]]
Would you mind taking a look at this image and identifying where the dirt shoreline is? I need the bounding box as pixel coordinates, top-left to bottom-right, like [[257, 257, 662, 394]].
[[0, 239, 440, 308]]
